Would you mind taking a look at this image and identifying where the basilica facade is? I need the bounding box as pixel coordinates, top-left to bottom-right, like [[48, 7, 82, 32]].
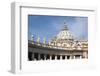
[[28, 22, 88, 61]]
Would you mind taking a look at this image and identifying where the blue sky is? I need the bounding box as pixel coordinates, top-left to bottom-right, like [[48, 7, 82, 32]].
[[28, 15, 88, 42]]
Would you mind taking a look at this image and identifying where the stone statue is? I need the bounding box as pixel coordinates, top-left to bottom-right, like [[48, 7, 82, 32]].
[[43, 37, 46, 44], [37, 36, 40, 44], [31, 35, 34, 44]]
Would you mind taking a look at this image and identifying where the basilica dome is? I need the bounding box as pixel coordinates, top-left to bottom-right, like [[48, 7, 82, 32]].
[[57, 23, 74, 40], [49, 22, 74, 47], [48, 21, 88, 50]]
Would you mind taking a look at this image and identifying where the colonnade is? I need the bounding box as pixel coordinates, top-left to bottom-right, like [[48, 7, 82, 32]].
[[28, 52, 83, 61]]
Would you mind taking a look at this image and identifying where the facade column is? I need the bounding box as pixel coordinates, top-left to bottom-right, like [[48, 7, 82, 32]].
[[55, 55, 57, 60], [53, 55, 55, 60], [32, 53, 34, 60], [73, 55, 75, 59], [50, 55, 52, 60], [47, 54, 50, 60], [40, 54, 42, 60], [65, 55, 67, 59], [44, 54, 46, 60], [33, 53, 36, 60], [60, 55, 62, 60], [70, 55, 74, 59], [38, 53, 40, 60], [83, 52, 88, 58], [69, 55, 71, 59], [64, 55, 66, 60], [80, 55, 82, 59], [45, 55, 47, 60]]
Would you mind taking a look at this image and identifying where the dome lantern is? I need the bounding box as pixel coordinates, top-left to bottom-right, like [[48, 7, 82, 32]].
[[62, 22, 68, 31]]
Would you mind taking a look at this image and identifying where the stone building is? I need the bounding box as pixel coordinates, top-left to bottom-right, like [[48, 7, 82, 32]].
[[28, 22, 88, 61]]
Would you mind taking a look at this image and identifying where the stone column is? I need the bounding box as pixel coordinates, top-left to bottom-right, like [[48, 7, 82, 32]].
[[80, 55, 82, 59], [70, 55, 74, 59], [70, 55, 71, 59], [55, 55, 57, 60], [38, 53, 40, 60], [50, 55, 52, 60], [83, 52, 88, 58], [32, 53, 34, 60], [73, 55, 75, 59], [47, 55, 50, 60], [44, 54, 46, 60], [65, 55, 67, 59], [60, 55, 62, 60]]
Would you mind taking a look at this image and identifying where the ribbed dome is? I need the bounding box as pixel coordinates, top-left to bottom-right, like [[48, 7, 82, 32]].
[[57, 23, 73, 40], [57, 30, 73, 40]]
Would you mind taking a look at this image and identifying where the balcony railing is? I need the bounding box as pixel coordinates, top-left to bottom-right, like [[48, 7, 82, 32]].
[[28, 40, 88, 51]]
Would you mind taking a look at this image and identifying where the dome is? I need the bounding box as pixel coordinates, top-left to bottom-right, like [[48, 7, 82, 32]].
[[57, 30, 73, 40], [56, 23, 74, 40]]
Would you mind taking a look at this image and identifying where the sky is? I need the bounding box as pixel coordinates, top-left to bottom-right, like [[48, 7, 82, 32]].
[[28, 15, 88, 43]]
